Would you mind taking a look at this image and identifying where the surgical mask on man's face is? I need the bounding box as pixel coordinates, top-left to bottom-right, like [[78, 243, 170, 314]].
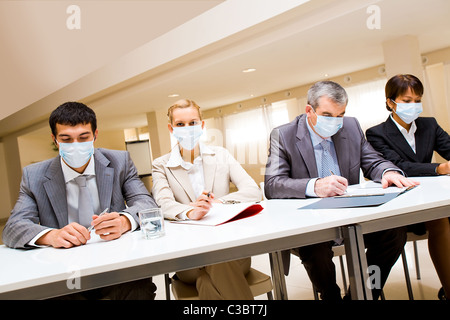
[[172, 125, 203, 150], [58, 140, 94, 168], [312, 110, 344, 138], [391, 100, 423, 124]]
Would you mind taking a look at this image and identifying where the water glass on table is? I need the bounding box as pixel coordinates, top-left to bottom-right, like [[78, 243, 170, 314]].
[[138, 208, 165, 239]]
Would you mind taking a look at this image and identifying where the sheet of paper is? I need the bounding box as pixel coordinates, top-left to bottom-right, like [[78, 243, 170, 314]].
[[343, 183, 406, 197], [173, 202, 262, 226]]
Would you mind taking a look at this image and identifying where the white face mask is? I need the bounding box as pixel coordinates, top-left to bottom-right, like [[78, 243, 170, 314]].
[[172, 125, 203, 150], [312, 110, 344, 138], [58, 140, 94, 168], [391, 100, 423, 124]]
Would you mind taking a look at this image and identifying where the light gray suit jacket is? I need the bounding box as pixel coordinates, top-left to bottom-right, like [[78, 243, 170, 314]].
[[264, 114, 401, 275], [152, 146, 262, 220], [3, 148, 157, 249]]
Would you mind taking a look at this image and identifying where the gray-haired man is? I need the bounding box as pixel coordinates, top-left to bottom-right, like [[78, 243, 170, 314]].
[[264, 81, 419, 300]]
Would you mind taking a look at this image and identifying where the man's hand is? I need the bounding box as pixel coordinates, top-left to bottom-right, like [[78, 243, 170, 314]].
[[437, 160, 450, 175], [91, 212, 131, 241], [381, 171, 420, 188], [314, 175, 348, 197], [36, 222, 90, 248]]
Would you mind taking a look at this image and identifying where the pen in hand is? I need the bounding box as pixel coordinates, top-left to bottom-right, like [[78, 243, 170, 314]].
[[88, 207, 109, 231]]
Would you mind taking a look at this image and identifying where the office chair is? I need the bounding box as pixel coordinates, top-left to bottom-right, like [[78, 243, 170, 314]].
[[164, 267, 274, 300], [399, 231, 429, 300]]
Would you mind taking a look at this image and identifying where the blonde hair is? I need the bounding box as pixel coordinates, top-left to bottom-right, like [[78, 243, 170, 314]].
[[167, 99, 202, 124]]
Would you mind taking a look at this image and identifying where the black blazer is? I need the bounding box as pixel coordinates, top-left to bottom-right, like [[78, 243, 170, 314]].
[[366, 116, 450, 177]]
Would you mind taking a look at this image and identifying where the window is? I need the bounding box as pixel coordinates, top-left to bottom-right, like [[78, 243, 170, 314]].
[[344, 78, 389, 133]]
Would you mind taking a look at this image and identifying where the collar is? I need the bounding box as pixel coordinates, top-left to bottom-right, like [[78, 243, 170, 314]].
[[166, 143, 215, 170], [390, 114, 417, 135], [60, 154, 96, 183], [305, 115, 332, 147]]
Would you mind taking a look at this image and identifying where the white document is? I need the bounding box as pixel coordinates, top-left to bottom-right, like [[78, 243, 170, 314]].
[[341, 182, 407, 197], [173, 202, 263, 226]]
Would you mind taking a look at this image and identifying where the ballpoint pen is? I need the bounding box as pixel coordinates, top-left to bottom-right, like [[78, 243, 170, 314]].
[[88, 207, 109, 231]]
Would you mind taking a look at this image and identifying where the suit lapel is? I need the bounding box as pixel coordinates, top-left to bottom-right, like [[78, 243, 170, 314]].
[[332, 126, 349, 179], [94, 150, 114, 211], [385, 117, 417, 160], [43, 157, 68, 227], [296, 115, 318, 177], [168, 166, 197, 202], [414, 119, 428, 160]]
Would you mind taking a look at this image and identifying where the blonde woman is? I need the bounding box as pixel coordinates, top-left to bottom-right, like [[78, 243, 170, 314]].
[[152, 99, 262, 299]]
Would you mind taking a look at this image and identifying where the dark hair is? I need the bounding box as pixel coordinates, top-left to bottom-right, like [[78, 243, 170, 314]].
[[49, 102, 97, 136], [385, 74, 424, 111]]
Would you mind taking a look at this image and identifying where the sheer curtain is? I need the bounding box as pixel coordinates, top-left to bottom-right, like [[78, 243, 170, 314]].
[[202, 101, 290, 182], [221, 103, 289, 166], [344, 78, 389, 133], [423, 62, 450, 163], [424, 62, 450, 132]]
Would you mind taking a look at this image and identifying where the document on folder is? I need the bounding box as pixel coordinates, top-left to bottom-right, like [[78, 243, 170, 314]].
[[173, 202, 263, 226], [298, 183, 416, 210]]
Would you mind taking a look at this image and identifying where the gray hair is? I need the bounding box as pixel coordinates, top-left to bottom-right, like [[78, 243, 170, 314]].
[[307, 81, 348, 110]]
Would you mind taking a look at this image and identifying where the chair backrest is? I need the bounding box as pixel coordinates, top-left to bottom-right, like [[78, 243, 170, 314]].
[[260, 182, 267, 200]]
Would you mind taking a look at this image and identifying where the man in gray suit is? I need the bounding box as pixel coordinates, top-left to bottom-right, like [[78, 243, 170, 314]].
[[264, 81, 419, 300], [3, 102, 157, 299]]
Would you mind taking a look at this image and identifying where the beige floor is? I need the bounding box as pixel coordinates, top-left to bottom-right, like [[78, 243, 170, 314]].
[[0, 222, 443, 300]]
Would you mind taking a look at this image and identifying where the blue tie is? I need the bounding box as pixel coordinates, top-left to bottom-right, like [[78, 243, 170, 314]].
[[320, 140, 336, 178]]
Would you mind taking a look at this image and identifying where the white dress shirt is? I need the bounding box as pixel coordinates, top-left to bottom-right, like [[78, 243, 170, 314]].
[[390, 115, 417, 153], [166, 143, 215, 220]]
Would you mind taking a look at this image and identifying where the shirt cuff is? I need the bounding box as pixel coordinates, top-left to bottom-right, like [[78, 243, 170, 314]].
[[306, 178, 319, 197], [27, 228, 54, 248], [382, 168, 405, 177], [120, 212, 138, 231], [175, 208, 193, 221]]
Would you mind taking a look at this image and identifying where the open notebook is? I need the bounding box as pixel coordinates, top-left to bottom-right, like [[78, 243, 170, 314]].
[[173, 202, 263, 226]]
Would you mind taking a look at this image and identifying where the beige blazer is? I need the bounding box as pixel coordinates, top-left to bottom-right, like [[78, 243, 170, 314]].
[[152, 145, 262, 220]]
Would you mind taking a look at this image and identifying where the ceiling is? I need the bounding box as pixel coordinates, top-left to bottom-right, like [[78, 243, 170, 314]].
[[1, 0, 450, 136]]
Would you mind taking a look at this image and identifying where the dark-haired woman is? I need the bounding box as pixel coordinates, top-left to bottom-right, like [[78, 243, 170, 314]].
[[366, 74, 450, 300]]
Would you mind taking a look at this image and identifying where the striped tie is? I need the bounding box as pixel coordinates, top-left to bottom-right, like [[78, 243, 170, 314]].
[[320, 140, 336, 178], [74, 175, 94, 228]]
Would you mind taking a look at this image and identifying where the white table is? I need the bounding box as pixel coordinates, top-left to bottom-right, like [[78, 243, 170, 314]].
[[1, 176, 449, 300]]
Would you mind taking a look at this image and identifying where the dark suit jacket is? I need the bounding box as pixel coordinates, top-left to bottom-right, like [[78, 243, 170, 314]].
[[366, 116, 450, 176], [264, 114, 401, 275], [264, 114, 398, 199], [3, 148, 157, 249]]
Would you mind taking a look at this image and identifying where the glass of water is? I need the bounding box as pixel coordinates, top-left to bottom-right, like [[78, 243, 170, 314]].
[[138, 208, 165, 239]]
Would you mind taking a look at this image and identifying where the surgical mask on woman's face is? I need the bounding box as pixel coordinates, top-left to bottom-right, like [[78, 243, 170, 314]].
[[172, 125, 203, 150], [391, 100, 423, 124], [58, 140, 94, 168], [312, 110, 344, 138]]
